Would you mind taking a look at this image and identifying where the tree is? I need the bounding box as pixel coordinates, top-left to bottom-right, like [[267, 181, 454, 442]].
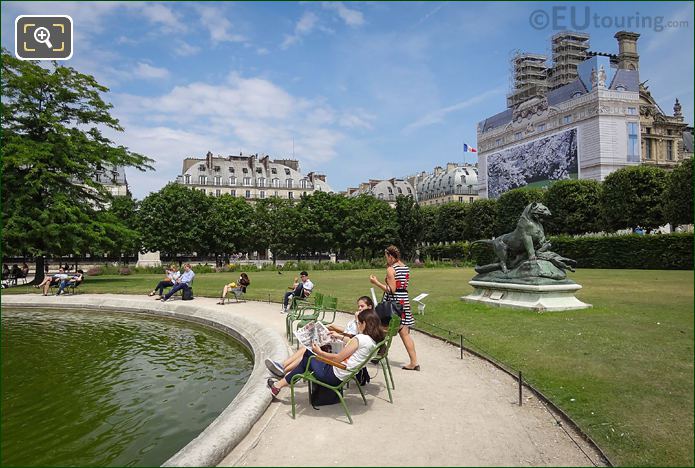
[[206, 194, 254, 262], [343, 195, 398, 260], [98, 195, 141, 262], [544, 179, 603, 235], [663, 158, 694, 227], [394, 195, 424, 261], [1, 49, 153, 282], [495, 187, 546, 233], [435, 202, 470, 242], [600, 166, 668, 232], [463, 199, 498, 241], [249, 197, 295, 263], [137, 184, 212, 256], [419, 205, 439, 244], [294, 192, 348, 259]]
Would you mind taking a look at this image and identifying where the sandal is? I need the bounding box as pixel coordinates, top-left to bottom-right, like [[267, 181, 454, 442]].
[[402, 365, 420, 371]]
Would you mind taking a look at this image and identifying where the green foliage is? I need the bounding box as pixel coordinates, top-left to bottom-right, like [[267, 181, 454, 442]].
[[394, 195, 424, 260], [1, 48, 153, 257], [343, 195, 398, 259], [551, 233, 693, 270], [434, 202, 470, 242], [420, 242, 468, 260], [600, 166, 668, 231], [206, 194, 254, 254], [662, 158, 694, 227], [419, 205, 439, 244], [495, 187, 546, 233], [463, 198, 498, 241], [544, 179, 603, 235], [136, 183, 212, 255]]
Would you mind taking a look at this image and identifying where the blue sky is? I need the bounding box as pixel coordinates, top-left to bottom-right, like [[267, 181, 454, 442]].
[[2, 1, 693, 199]]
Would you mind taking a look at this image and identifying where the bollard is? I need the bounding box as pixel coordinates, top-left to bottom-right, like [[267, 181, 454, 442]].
[[518, 371, 523, 406]]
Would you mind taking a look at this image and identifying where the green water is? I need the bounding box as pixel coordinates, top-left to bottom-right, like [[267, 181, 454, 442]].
[[1, 308, 253, 467]]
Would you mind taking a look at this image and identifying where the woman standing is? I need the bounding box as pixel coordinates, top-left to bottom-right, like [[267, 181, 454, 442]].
[[369, 245, 419, 371]]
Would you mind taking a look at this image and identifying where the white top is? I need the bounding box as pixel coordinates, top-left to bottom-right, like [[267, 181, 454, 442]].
[[333, 334, 376, 380], [168, 270, 181, 281], [303, 278, 314, 294]]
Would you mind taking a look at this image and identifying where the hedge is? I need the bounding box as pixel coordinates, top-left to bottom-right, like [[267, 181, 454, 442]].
[[463, 233, 693, 270]]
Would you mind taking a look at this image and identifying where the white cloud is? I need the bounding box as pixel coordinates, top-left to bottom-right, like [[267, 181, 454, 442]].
[[173, 40, 201, 57], [322, 2, 364, 27], [256, 47, 270, 55], [133, 2, 186, 32], [134, 62, 170, 79], [195, 5, 246, 44], [282, 11, 318, 49], [339, 109, 376, 130], [403, 86, 505, 133]]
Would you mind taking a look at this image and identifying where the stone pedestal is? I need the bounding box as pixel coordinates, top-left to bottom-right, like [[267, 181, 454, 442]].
[[136, 251, 162, 268], [462, 280, 591, 312]]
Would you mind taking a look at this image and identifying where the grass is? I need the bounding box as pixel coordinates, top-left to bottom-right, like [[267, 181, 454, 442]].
[[5, 268, 693, 466]]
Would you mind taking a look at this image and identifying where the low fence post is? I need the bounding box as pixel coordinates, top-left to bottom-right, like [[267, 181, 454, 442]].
[[460, 334, 463, 359], [518, 371, 523, 406]]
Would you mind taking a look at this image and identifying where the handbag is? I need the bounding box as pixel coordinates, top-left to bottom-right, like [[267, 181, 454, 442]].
[[375, 285, 404, 326]]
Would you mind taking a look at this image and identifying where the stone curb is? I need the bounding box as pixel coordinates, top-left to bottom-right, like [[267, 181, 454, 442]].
[[1, 295, 289, 467]]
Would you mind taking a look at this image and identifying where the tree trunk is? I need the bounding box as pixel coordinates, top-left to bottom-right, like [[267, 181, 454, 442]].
[[27, 256, 45, 286]]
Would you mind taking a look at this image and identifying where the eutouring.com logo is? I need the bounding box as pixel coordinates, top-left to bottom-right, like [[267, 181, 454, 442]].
[[529, 6, 689, 33]]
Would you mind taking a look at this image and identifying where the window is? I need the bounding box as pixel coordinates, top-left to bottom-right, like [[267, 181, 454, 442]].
[[95, 173, 101, 182], [627, 107, 637, 115], [537, 123, 546, 132], [397, 187, 402, 194], [244, 177, 251, 186], [387, 187, 393, 194], [271, 168, 277, 174], [258, 177, 265, 187], [242, 168, 248, 174], [185, 174, 191, 184], [274, 191, 279, 197], [514, 131, 522, 141], [231, 190, 236, 196], [407, 187, 412, 194], [199, 175, 207, 185], [272, 178, 280, 188], [495, 138, 501, 147], [563, 115, 572, 124], [646, 127, 651, 134], [459, 197, 463, 202], [245, 190, 251, 198], [469, 197, 474, 203], [284, 168, 291, 175], [288, 192, 294, 199], [615, 85, 626, 91], [667, 129, 672, 135], [645, 138, 652, 160], [215, 189, 221, 197], [214, 166, 220, 172], [259, 191, 265, 199], [256, 167, 263, 173], [300, 179, 307, 189], [627, 122, 639, 162], [667, 140, 674, 160], [199, 165, 205, 171], [215, 176, 221, 186], [572, 92, 582, 99], [378, 193, 384, 200], [229, 176, 236, 186], [286, 179, 293, 188], [229, 167, 235, 173]]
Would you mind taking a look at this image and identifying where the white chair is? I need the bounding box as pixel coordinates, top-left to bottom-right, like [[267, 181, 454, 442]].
[[412, 293, 429, 314]]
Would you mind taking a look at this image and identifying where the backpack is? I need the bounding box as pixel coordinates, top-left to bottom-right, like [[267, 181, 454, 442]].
[[356, 367, 371, 386], [182, 286, 194, 301], [309, 381, 342, 408]]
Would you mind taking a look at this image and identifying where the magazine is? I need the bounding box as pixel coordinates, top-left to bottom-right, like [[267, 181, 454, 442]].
[[294, 321, 333, 351]]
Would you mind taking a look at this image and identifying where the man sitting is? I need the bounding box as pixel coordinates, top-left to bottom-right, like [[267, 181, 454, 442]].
[[56, 270, 84, 295], [161, 263, 195, 302], [281, 270, 313, 313]]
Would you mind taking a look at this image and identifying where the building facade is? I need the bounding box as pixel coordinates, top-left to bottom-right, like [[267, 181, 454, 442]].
[[346, 178, 416, 207], [477, 30, 690, 199], [175, 151, 332, 200], [409, 163, 479, 207]]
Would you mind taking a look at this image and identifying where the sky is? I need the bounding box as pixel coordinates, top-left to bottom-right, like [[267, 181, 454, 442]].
[[2, 1, 693, 200]]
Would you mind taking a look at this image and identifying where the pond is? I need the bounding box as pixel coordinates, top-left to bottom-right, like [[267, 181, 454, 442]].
[[1, 308, 254, 467]]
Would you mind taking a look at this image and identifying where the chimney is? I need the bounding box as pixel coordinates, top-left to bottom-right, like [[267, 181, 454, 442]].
[[674, 98, 683, 120], [205, 151, 213, 169], [615, 31, 640, 71]]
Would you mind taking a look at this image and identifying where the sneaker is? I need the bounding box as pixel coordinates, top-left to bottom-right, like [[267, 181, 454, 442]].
[[148, 291, 156, 297], [160, 297, 168, 302], [267, 378, 280, 398], [265, 359, 285, 378], [280, 307, 288, 314]]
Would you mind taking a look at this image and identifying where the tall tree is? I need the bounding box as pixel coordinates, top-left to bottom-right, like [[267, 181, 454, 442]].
[[463, 199, 498, 241], [343, 195, 398, 260], [1, 49, 153, 282], [137, 184, 211, 256], [394, 195, 424, 261], [544, 179, 602, 235], [206, 194, 254, 261], [662, 158, 694, 228], [495, 187, 546, 233], [600, 166, 668, 232], [435, 202, 470, 242]]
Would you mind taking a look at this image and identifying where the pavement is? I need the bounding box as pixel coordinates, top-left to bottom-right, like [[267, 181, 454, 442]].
[[2, 293, 606, 466]]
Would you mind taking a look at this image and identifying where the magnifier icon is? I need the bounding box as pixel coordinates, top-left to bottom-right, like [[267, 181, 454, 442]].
[[33, 27, 53, 49]]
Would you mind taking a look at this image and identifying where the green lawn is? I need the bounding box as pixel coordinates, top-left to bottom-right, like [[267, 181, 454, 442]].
[[5, 268, 693, 466]]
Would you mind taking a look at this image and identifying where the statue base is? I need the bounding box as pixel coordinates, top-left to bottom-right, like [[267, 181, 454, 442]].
[[136, 251, 162, 268], [461, 280, 592, 312]]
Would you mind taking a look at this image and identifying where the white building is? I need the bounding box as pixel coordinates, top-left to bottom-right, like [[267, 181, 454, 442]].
[[346, 178, 416, 207], [408, 163, 480, 206], [477, 31, 642, 199], [176, 151, 332, 201]]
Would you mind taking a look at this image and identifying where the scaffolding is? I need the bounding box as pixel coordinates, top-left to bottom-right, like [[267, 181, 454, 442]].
[[549, 31, 590, 90], [507, 51, 549, 108]]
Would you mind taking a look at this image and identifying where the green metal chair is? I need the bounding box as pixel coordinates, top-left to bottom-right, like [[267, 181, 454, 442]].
[[289, 339, 387, 424], [286, 292, 324, 340], [370, 314, 401, 403], [296, 296, 338, 329]]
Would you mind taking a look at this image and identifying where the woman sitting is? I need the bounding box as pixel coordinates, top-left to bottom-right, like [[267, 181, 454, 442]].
[[148, 265, 180, 299], [217, 272, 251, 304], [37, 268, 68, 296], [267, 308, 384, 397], [56, 270, 84, 295]]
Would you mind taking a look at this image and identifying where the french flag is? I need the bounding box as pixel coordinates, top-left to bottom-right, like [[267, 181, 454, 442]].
[[463, 143, 477, 153]]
